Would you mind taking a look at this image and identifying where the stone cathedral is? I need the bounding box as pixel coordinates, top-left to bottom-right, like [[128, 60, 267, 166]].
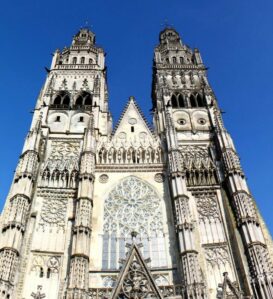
[[0, 26, 273, 299]]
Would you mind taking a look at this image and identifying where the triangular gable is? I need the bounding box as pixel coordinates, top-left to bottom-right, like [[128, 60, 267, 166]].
[[217, 272, 242, 299], [112, 96, 154, 140], [111, 243, 163, 299]]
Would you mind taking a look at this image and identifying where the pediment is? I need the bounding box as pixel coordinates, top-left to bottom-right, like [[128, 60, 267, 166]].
[[113, 96, 154, 142]]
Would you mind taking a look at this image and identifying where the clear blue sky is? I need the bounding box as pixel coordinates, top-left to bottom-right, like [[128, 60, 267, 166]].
[[0, 0, 272, 234]]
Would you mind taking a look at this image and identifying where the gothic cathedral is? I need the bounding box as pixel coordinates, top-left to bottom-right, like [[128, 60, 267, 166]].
[[0, 27, 273, 299]]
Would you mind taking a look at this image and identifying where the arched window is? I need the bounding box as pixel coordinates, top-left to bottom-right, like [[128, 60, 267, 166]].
[[53, 92, 70, 107], [197, 94, 204, 107], [102, 176, 167, 269], [166, 57, 169, 64], [53, 95, 61, 105], [72, 57, 77, 64], [89, 58, 93, 64], [178, 94, 185, 107], [190, 94, 197, 108], [172, 57, 177, 64], [81, 57, 85, 64], [84, 93, 92, 105], [75, 96, 83, 106], [171, 94, 178, 108], [62, 95, 70, 106], [180, 57, 184, 64]]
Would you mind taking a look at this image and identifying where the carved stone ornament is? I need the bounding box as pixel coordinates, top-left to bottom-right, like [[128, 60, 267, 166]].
[[31, 285, 46, 299], [99, 174, 109, 183], [205, 246, 230, 269], [195, 193, 220, 222], [40, 198, 67, 228], [154, 173, 165, 183], [111, 242, 163, 299], [31, 254, 61, 275]]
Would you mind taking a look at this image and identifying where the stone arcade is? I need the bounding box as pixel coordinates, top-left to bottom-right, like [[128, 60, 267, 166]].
[[0, 27, 273, 299]]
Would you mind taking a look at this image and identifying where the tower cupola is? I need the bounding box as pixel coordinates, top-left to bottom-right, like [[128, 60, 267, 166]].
[[72, 28, 95, 46]]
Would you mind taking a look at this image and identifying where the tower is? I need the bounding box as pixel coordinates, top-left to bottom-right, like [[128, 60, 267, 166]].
[[152, 27, 273, 299], [0, 26, 272, 299]]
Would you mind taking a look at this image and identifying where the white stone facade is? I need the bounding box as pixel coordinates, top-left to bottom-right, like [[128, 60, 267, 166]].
[[0, 27, 273, 299]]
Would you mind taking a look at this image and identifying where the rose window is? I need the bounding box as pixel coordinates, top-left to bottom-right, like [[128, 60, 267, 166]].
[[102, 176, 167, 269]]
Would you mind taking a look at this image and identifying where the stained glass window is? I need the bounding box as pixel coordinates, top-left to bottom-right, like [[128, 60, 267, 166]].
[[102, 176, 167, 269]]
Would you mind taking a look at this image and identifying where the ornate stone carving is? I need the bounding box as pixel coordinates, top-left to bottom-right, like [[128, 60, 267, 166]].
[[40, 140, 81, 188], [222, 149, 242, 174], [154, 274, 169, 286], [154, 173, 165, 183], [37, 189, 74, 231], [102, 276, 117, 288], [233, 192, 258, 224], [0, 249, 19, 283], [31, 286, 46, 299], [40, 198, 67, 228], [3, 194, 30, 228], [103, 176, 163, 237], [195, 193, 220, 222], [217, 272, 242, 299], [205, 246, 230, 269], [175, 196, 192, 227], [31, 254, 61, 275], [99, 174, 109, 183], [111, 241, 163, 299], [248, 244, 273, 279], [69, 256, 88, 289]]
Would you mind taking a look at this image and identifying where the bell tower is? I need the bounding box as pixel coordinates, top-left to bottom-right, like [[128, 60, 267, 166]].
[[0, 27, 110, 299], [152, 27, 273, 299]]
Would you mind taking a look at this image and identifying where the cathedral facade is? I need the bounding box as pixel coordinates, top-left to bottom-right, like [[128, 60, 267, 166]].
[[0, 27, 273, 299]]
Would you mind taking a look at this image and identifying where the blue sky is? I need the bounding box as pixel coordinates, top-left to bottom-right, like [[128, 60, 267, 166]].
[[0, 0, 273, 234]]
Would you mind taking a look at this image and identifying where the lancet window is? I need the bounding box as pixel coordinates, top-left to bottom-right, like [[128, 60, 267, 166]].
[[102, 176, 168, 270], [189, 93, 205, 108], [52, 91, 70, 108], [75, 91, 92, 108], [171, 93, 185, 108]]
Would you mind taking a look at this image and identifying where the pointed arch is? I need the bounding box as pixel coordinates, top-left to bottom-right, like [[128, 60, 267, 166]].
[[190, 94, 197, 107], [178, 94, 185, 107], [102, 176, 167, 269], [197, 93, 204, 107], [53, 95, 61, 105], [62, 95, 70, 106], [75, 96, 83, 106], [171, 94, 178, 108]]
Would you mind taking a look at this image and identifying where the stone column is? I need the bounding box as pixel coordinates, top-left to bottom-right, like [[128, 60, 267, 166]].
[[211, 106, 273, 299], [0, 117, 41, 298], [165, 107, 207, 299], [67, 118, 95, 299]]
